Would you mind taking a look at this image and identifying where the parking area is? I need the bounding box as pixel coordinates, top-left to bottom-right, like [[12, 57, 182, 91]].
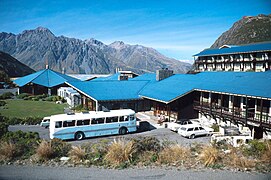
[[8, 124, 211, 147]]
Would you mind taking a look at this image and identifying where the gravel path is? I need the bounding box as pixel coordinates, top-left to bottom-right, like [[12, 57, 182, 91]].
[[0, 165, 270, 180]]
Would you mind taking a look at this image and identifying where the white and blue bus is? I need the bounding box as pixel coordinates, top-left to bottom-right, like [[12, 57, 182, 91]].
[[49, 109, 137, 140]]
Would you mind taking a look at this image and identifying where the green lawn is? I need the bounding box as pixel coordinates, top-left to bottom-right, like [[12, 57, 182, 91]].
[[0, 99, 67, 118]]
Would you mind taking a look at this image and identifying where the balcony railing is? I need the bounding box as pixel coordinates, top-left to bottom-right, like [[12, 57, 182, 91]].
[[194, 101, 271, 129]]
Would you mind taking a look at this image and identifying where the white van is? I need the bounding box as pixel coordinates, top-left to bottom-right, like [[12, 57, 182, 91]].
[[40, 117, 50, 128]]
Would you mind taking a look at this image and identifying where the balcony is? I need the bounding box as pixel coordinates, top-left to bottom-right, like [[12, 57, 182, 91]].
[[194, 101, 271, 130]]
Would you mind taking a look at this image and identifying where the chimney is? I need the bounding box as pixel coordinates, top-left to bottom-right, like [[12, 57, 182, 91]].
[[46, 65, 49, 69], [62, 67, 65, 74], [156, 68, 173, 81]]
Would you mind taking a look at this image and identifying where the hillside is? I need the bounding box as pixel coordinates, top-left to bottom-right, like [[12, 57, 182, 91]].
[[211, 14, 271, 48], [0, 51, 35, 77], [0, 27, 191, 74]]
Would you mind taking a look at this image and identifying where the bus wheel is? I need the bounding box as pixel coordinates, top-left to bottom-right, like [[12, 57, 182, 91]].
[[119, 127, 127, 135], [75, 131, 85, 140]]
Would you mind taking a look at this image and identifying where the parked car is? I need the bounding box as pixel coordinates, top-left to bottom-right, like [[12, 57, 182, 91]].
[[40, 117, 50, 128], [167, 120, 193, 132], [177, 124, 210, 139]]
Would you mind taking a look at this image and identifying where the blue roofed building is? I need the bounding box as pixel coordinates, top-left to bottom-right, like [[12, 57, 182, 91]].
[[193, 41, 271, 72], [13, 68, 80, 95]]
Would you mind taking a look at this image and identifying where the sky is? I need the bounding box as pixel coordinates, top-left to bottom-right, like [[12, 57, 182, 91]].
[[0, 0, 270, 63]]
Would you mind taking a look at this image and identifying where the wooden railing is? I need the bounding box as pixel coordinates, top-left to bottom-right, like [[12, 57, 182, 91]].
[[193, 101, 271, 129]]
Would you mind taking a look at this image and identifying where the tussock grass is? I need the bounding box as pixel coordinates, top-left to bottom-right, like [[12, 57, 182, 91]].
[[104, 139, 135, 167], [158, 145, 190, 165], [0, 141, 17, 160], [68, 146, 86, 162], [199, 145, 220, 167], [36, 140, 54, 161], [261, 141, 271, 164]]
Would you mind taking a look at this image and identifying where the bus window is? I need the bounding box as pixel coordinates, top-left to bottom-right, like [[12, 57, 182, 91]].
[[77, 119, 90, 126], [63, 120, 75, 127], [95, 118, 105, 124], [129, 115, 135, 121], [55, 121, 62, 128], [106, 117, 118, 123], [119, 116, 128, 122]]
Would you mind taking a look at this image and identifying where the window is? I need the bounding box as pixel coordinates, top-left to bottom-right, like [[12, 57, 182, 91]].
[[199, 127, 205, 130], [92, 118, 105, 124], [63, 120, 76, 127], [119, 116, 128, 122], [194, 127, 200, 131], [55, 121, 62, 128], [187, 128, 193, 131], [106, 116, 118, 123], [77, 119, 90, 126], [129, 115, 135, 121]]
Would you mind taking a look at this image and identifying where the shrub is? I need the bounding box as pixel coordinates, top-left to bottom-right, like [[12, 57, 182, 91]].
[[243, 140, 267, 158], [44, 96, 62, 102], [0, 92, 14, 100], [16, 93, 30, 99], [104, 139, 135, 167], [0, 100, 6, 106], [224, 147, 256, 169], [260, 140, 271, 164], [36, 140, 54, 161], [211, 124, 219, 132], [132, 136, 161, 154], [0, 122, 8, 137], [51, 138, 71, 158], [158, 144, 190, 165], [137, 151, 158, 165], [0, 141, 17, 161], [199, 145, 220, 167], [82, 140, 109, 166], [1, 131, 40, 158], [68, 146, 86, 162]]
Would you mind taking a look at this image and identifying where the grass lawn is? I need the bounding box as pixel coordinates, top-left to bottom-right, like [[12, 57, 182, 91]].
[[0, 99, 67, 118]]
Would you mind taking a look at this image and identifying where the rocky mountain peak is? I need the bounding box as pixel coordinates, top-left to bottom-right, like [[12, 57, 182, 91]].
[[109, 41, 126, 49], [211, 14, 271, 48]]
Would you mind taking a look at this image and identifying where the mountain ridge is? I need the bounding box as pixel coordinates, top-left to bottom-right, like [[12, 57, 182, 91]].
[[211, 14, 271, 48], [0, 27, 191, 74]]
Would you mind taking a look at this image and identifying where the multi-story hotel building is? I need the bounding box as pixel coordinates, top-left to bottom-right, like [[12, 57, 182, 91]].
[[193, 42, 271, 72]]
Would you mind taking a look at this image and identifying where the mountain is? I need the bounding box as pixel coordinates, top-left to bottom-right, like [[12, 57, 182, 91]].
[[211, 14, 271, 48], [0, 27, 191, 74], [0, 51, 35, 77]]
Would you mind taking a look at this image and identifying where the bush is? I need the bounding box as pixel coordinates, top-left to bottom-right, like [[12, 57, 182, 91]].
[[211, 124, 219, 132], [0, 141, 17, 161], [68, 146, 86, 163], [199, 145, 220, 167], [2, 116, 42, 125], [158, 144, 190, 165], [16, 93, 30, 99], [1, 131, 40, 158], [44, 96, 62, 102], [131, 136, 162, 154], [243, 140, 267, 158], [0, 92, 14, 100], [36, 140, 54, 161], [104, 139, 135, 167], [261, 140, 271, 164], [0, 122, 8, 138], [0, 100, 6, 106], [51, 138, 71, 158]]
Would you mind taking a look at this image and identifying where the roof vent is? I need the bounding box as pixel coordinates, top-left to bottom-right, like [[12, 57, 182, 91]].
[[156, 69, 173, 81]]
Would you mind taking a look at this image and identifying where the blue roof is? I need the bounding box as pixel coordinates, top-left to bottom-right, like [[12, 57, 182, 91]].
[[67, 80, 150, 101], [194, 42, 271, 57], [140, 71, 271, 103], [129, 73, 156, 82], [91, 73, 120, 81], [13, 69, 80, 87]]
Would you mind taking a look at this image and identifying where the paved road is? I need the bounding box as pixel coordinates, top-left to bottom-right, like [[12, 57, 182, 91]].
[[9, 125, 210, 146], [0, 165, 270, 180]]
